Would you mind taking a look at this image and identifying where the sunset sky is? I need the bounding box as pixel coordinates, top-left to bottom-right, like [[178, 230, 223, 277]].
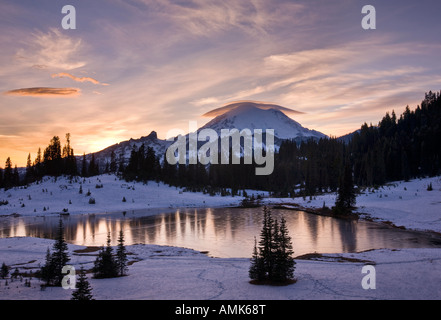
[[1, 0, 441, 167]]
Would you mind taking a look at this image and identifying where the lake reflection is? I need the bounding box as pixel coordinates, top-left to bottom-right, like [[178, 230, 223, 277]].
[[1, 207, 440, 258]]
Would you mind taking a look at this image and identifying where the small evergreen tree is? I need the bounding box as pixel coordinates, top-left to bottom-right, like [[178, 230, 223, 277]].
[[51, 219, 70, 286], [250, 207, 296, 284], [40, 219, 70, 286], [272, 216, 295, 282], [88, 154, 99, 177], [258, 206, 275, 279], [25, 153, 34, 184], [1, 262, 9, 279], [81, 153, 88, 177], [248, 237, 265, 281], [71, 267, 94, 300], [40, 248, 55, 285], [116, 230, 128, 277], [3, 157, 13, 189], [93, 232, 118, 278], [0, 167, 3, 189]]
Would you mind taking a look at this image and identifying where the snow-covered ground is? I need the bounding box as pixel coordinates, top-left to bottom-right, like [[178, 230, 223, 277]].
[[1, 237, 440, 300], [0, 174, 246, 217], [265, 175, 441, 233], [1, 174, 440, 300]]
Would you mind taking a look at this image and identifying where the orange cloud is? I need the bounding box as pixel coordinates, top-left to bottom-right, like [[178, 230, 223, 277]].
[[4, 87, 81, 97], [52, 72, 109, 86]]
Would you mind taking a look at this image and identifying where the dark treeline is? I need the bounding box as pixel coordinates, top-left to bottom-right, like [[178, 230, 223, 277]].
[[155, 91, 441, 195], [1, 91, 440, 195], [350, 91, 441, 186], [0, 133, 77, 190]]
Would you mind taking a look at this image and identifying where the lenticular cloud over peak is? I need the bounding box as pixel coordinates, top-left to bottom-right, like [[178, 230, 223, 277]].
[[202, 101, 304, 118]]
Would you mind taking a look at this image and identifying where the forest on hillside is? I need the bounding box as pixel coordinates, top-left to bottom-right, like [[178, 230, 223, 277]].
[[1, 91, 440, 197]]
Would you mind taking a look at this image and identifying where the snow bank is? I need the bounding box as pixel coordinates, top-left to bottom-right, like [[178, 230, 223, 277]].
[[1, 237, 440, 300]]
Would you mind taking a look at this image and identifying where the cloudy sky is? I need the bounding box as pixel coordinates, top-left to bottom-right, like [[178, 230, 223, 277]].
[[1, 0, 441, 166]]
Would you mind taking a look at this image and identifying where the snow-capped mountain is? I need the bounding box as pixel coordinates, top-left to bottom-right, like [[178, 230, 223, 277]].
[[84, 101, 327, 169], [200, 101, 326, 141]]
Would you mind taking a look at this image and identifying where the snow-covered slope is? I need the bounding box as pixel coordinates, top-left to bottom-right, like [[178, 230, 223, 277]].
[[0, 174, 245, 217], [200, 101, 327, 141], [81, 131, 172, 170]]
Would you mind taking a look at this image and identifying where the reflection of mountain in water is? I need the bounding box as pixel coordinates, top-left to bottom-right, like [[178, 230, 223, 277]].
[[1, 208, 441, 258]]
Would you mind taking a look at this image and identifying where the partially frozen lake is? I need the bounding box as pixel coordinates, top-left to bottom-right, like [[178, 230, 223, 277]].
[[1, 207, 441, 258]]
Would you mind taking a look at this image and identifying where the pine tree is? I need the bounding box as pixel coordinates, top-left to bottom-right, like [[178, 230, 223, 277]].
[[40, 248, 55, 285], [51, 219, 70, 286], [88, 154, 99, 177], [93, 232, 118, 278], [116, 230, 128, 277], [0, 167, 3, 189], [13, 165, 19, 186], [71, 267, 94, 300], [25, 153, 34, 184], [3, 157, 13, 189], [258, 206, 274, 280], [249, 237, 265, 281], [81, 153, 88, 177], [34, 148, 43, 179], [250, 207, 296, 284], [334, 163, 356, 215], [43, 136, 62, 176], [40, 219, 70, 286], [272, 216, 295, 282], [1, 262, 9, 279], [63, 133, 77, 176]]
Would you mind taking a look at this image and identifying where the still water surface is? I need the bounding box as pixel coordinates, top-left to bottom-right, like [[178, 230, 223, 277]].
[[1, 207, 440, 258]]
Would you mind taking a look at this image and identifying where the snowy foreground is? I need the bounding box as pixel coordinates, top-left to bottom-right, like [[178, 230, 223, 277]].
[[0, 174, 245, 217], [0, 174, 441, 300], [1, 237, 441, 300]]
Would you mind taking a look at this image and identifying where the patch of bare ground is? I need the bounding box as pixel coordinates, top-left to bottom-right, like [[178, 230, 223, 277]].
[[295, 253, 375, 264], [272, 204, 359, 220], [127, 259, 142, 266], [73, 246, 101, 254]]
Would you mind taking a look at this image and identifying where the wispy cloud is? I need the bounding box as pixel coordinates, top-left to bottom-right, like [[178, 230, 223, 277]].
[[15, 28, 85, 70], [4, 87, 81, 97], [134, 0, 306, 36], [51, 72, 109, 86]]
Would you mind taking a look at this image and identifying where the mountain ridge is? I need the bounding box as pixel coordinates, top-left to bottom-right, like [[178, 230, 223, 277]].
[[82, 101, 327, 169]]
